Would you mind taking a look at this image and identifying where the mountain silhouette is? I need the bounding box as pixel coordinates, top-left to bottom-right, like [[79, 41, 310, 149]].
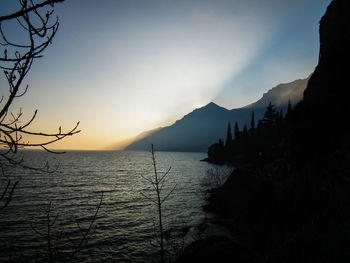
[[245, 77, 310, 109], [125, 77, 308, 152]]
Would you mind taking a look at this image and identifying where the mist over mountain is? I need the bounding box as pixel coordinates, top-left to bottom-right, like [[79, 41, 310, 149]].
[[245, 77, 310, 109], [125, 77, 308, 152]]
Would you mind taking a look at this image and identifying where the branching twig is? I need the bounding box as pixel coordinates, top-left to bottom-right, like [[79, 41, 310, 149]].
[[0, 0, 76, 162], [0, 0, 65, 22], [30, 192, 104, 262], [140, 144, 177, 263], [0, 180, 18, 212], [0, 0, 77, 210]]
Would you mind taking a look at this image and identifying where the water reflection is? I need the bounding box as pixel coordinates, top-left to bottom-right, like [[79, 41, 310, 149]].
[[0, 150, 213, 262]]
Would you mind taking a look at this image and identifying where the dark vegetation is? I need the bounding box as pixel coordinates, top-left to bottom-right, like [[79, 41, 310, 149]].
[[180, 0, 350, 262], [207, 101, 289, 165], [125, 77, 308, 153]]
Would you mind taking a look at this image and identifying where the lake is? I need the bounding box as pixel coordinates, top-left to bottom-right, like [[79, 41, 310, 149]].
[[0, 150, 221, 262]]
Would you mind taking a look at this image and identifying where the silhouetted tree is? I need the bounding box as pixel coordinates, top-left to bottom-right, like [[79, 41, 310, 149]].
[[285, 99, 294, 121], [225, 122, 233, 148], [261, 102, 279, 128], [140, 145, 177, 263], [243, 125, 248, 137], [0, 0, 78, 211], [207, 139, 225, 164], [250, 111, 255, 134], [277, 109, 284, 126], [257, 120, 262, 130], [287, 99, 292, 113], [286, 99, 292, 117], [234, 121, 240, 141]]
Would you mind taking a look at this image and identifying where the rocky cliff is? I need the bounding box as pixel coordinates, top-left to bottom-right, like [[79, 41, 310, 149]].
[[304, 0, 350, 112], [179, 1, 350, 262], [291, 0, 350, 162]]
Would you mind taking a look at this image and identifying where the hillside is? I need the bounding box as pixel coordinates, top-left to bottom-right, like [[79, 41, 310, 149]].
[[182, 1, 350, 262], [125, 77, 308, 152], [245, 77, 310, 109]]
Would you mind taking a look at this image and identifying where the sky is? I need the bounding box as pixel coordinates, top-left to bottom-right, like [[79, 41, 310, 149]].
[[1, 0, 332, 150]]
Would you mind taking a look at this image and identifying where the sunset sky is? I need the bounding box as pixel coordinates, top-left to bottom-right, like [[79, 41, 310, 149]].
[[1, 0, 331, 150]]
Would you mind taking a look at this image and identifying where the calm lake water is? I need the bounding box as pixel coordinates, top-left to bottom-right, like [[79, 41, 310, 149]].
[[0, 150, 219, 262]]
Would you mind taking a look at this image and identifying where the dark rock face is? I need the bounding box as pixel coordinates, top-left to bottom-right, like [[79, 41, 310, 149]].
[[290, 0, 350, 162], [303, 0, 350, 121], [200, 1, 350, 262]]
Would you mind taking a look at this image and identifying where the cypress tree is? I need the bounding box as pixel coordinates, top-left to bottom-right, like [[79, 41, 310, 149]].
[[287, 99, 292, 115], [234, 121, 240, 141], [250, 111, 255, 134], [277, 109, 284, 126], [243, 124, 248, 137], [257, 120, 262, 130], [279, 109, 283, 120], [225, 122, 233, 148], [262, 102, 279, 127]]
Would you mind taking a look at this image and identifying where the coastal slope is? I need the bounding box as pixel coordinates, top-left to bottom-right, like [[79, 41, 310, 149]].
[[125, 78, 308, 152]]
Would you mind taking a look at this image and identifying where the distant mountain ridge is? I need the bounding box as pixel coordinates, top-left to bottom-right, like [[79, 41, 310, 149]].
[[245, 77, 310, 109], [124, 77, 309, 152]]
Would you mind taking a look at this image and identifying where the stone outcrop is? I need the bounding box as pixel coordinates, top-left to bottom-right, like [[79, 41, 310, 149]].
[[303, 0, 350, 123]]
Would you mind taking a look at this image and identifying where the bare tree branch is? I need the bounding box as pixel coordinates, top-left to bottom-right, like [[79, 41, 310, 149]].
[[0, 0, 77, 160], [140, 144, 178, 263], [0, 0, 64, 22], [0, 0, 77, 211], [30, 193, 103, 262], [0, 180, 18, 212]]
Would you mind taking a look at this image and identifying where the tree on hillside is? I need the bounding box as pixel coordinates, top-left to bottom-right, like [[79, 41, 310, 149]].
[[234, 121, 240, 141], [225, 122, 233, 148], [286, 99, 293, 120], [250, 111, 255, 134], [287, 99, 292, 114], [261, 102, 279, 128], [243, 124, 248, 137], [0, 0, 79, 211]]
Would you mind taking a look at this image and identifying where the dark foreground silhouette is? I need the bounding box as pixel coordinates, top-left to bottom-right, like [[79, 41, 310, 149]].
[[177, 0, 350, 262]]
